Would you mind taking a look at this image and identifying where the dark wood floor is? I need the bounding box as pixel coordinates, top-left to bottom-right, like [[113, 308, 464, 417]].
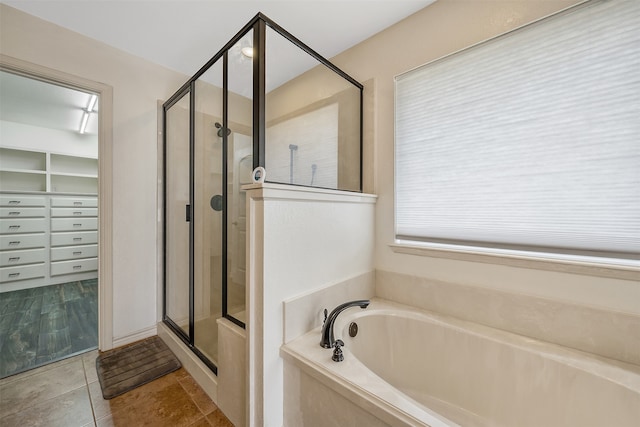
[[0, 279, 98, 379]]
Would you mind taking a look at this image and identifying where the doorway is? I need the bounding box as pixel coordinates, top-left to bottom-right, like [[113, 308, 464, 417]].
[[0, 56, 113, 377]]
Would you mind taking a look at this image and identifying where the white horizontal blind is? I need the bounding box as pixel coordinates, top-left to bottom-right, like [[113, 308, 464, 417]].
[[395, 0, 640, 258]]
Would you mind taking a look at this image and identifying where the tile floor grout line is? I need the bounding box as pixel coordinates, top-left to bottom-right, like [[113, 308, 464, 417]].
[[177, 375, 212, 418], [82, 356, 100, 426]]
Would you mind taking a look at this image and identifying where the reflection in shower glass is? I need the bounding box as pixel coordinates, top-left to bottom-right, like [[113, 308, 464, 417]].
[[267, 104, 338, 188], [194, 59, 224, 364], [265, 26, 361, 191], [165, 91, 191, 338]]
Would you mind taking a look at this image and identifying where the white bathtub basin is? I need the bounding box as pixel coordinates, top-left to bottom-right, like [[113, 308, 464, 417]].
[[282, 299, 640, 426]]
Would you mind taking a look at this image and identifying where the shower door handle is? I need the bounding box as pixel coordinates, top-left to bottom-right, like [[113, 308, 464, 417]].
[[185, 204, 191, 222]]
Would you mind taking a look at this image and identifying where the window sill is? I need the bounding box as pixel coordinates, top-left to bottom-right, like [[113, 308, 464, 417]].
[[390, 241, 640, 281]]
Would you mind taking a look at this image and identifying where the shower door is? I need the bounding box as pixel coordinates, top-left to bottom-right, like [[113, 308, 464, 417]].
[[164, 90, 192, 341], [164, 78, 225, 370], [193, 60, 224, 366], [164, 26, 254, 372], [164, 45, 250, 371]]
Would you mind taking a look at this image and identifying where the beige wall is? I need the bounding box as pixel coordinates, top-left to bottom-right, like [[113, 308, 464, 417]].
[[0, 4, 189, 343], [329, 0, 640, 316]]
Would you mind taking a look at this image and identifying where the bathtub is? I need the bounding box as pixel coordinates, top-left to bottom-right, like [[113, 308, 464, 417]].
[[281, 299, 640, 427]]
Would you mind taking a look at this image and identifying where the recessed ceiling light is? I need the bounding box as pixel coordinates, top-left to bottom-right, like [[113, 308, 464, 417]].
[[87, 94, 98, 112], [241, 47, 254, 58], [79, 111, 90, 134], [79, 93, 98, 134]]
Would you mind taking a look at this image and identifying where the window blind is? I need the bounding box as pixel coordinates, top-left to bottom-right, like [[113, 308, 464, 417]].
[[395, 0, 640, 260]]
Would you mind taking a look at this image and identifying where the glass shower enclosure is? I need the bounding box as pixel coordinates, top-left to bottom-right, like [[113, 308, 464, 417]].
[[163, 13, 363, 373]]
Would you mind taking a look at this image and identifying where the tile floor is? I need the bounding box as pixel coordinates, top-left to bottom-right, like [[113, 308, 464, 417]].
[[0, 279, 98, 378], [0, 349, 234, 426]]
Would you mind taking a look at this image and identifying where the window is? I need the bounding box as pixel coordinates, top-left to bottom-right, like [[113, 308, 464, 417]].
[[394, 0, 639, 265]]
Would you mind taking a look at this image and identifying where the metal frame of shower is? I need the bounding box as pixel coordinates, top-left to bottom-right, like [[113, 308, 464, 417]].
[[162, 12, 363, 374]]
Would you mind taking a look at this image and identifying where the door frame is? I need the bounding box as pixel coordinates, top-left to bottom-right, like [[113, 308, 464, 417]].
[[1, 54, 114, 351]]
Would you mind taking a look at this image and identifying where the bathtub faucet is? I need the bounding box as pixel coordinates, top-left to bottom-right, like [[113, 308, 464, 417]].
[[320, 300, 370, 349]]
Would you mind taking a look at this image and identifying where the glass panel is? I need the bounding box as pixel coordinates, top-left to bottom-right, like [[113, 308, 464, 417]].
[[265, 27, 361, 191], [165, 91, 191, 338], [193, 60, 224, 364], [226, 30, 253, 323]]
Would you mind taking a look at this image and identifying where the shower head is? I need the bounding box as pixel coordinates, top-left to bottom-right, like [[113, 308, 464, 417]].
[[289, 144, 298, 151], [214, 122, 231, 137]]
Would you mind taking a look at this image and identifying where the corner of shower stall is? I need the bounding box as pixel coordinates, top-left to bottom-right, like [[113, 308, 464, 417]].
[[160, 11, 363, 426]]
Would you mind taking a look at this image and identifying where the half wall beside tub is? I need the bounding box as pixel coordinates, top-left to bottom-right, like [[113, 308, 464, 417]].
[[245, 183, 376, 426]]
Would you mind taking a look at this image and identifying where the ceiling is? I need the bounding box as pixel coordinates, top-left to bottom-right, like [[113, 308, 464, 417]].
[[0, 70, 100, 135], [3, 0, 435, 80], [1, 0, 436, 135]]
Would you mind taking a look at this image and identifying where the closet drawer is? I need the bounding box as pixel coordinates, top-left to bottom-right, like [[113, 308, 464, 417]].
[[51, 197, 97, 208], [0, 263, 46, 283], [0, 195, 46, 207], [0, 233, 46, 250], [51, 218, 97, 232], [0, 248, 46, 267], [0, 218, 47, 234], [51, 231, 98, 247], [51, 258, 97, 276], [51, 208, 98, 218], [51, 244, 98, 262], [0, 207, 46, 218]]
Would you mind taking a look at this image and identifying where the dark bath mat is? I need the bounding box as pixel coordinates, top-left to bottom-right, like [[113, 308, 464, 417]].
[[96, 335, 181, 399]]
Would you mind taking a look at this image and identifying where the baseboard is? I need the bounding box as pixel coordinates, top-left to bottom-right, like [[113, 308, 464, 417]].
[[112, 325, 157, 348]]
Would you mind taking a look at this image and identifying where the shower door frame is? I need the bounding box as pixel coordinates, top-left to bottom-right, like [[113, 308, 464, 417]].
[[162, 12, 364, 374]]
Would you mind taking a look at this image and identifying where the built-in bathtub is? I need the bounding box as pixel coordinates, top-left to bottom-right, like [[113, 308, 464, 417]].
[[282, 299, 640, 427]]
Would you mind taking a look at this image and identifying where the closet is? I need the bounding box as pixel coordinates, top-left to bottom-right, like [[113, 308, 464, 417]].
[[0, 147, 98, 292]]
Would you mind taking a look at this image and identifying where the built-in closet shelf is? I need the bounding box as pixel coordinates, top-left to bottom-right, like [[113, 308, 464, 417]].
[[0, 171, 47, 192], [51, 172, 98, 178], [0, 168, 46, 174], [0, 147, 98, 194], [0, 147, 46, 171]]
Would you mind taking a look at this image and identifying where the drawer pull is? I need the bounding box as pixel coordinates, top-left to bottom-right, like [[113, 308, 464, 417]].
[[73, 223, 82, 227], [8, 200, 21, 205], [8, 211, 21, 216], [8, 272, 20, 278], [73, 202, 83, 206], [72, 265, 82, 270], [73, 211, 83, 215], [8, 225, 20, 230], [73, 251, 83, 256], [73, 237, 82, 242], [8, 257, 20, 262], [8, 241, 21, 246]]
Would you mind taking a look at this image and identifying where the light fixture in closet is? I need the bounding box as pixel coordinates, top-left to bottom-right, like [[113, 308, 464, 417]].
[[79, 93, 98, 134]]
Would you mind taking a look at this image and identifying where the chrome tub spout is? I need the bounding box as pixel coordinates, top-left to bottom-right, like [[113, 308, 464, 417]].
[[320, 300, 370, 349]]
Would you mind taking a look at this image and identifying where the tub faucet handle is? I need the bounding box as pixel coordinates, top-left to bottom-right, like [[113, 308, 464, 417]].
[[332, 339, 344, 362]]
